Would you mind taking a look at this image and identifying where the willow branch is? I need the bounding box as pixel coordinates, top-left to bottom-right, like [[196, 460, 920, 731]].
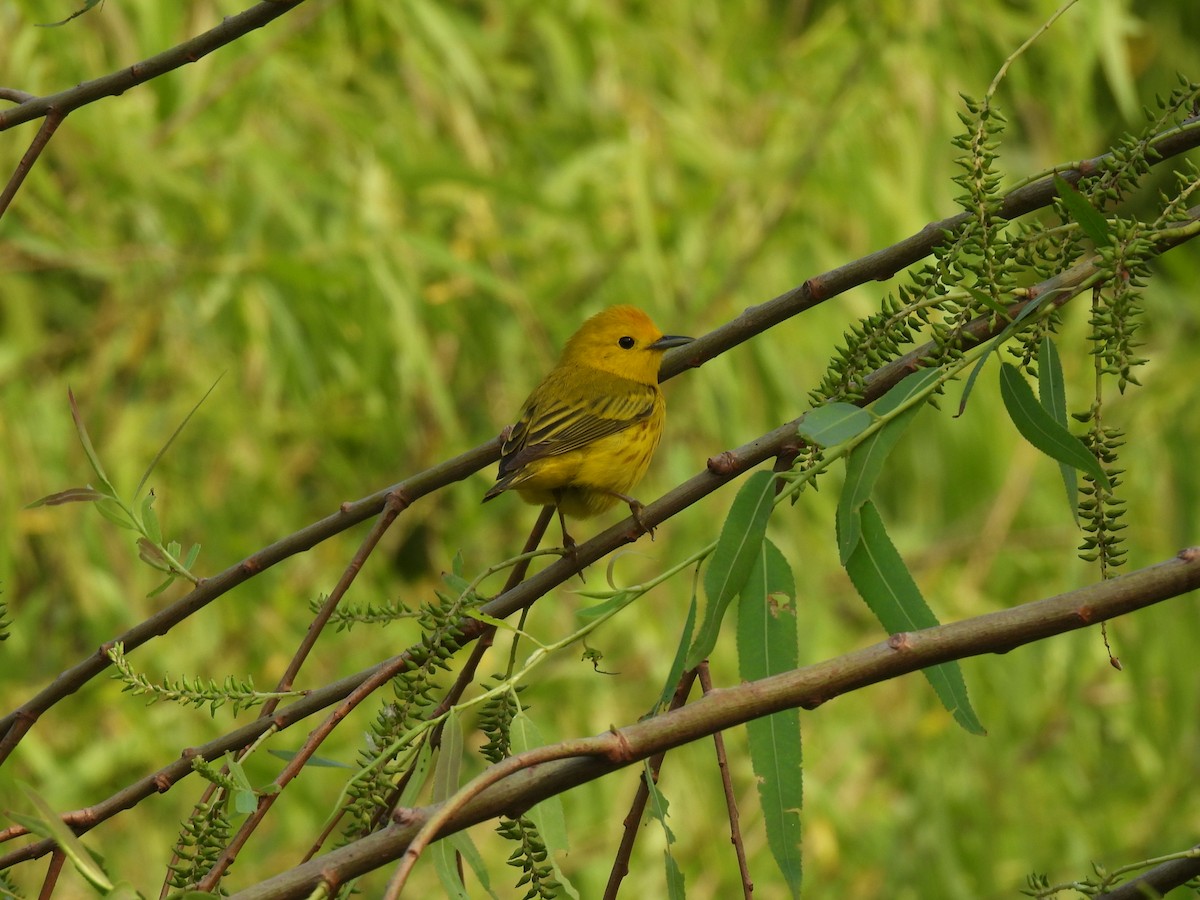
[[2, 206, 1196, 871], [0, 0, 307, 219], [228, 548, 1200, 898]]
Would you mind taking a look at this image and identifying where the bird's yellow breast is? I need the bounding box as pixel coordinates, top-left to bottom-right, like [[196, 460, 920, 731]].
[[514, 399, 666, 518]]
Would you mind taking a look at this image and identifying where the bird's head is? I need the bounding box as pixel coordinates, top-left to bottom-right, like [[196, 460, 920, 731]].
[[558, 305, 693, 385]]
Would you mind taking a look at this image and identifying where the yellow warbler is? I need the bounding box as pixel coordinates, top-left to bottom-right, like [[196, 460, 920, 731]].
[[482, 305, 693, 544]]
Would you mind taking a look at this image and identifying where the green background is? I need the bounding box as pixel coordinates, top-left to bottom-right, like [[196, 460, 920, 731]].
[[2, 0, 1200, 896]]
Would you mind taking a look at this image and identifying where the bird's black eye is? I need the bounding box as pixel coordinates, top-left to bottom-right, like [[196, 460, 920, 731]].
[[618, 336, 636, 349]]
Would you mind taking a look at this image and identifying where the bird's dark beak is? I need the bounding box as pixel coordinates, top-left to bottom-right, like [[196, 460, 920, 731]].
[[649, 334, 694, 350]]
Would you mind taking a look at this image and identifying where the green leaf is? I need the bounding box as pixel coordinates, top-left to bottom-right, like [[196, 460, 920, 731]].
[[448, 831, 501, 900], [642, 762, 686, 900], [36, 0, 104, 27], [141, 492, 161, 544], [796, 403, 873, 448], [137, 538, 172, 573], [843, 501, 986, 735], [431, 711, 469, 899], [1054, 175, 1111, 247], [67, 388, 116, 495], [432, 709, 464, 804], [1037, 337, 1079, 523], [836, 369, 938, 563], [652, 592, 698, 715], [511, 710, 568, 854], [147, 574, 178, 599], [95, 497, 135, 530], [432, 836, 471, 900], [575, 589, 637, 621], [686, 470, 776, 669], [737, 539, 802, 898], [24, 486, 106, 508], [20, 784, 113, 890], [398, 741, 434, 808], [267, 750, 355, 769], [999, 363, 1109, 488], [184, 543, 202, 569], [134, 373, 223, 500]]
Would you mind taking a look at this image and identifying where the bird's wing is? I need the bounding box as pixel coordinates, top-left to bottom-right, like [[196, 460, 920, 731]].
[[497, 368, 658, 477]]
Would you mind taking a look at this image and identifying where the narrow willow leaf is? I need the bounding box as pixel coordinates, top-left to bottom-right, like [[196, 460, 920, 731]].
[[575, 589, 636, 621], [184, 542, 202, 569], [1037, 337, 1079, 523], [463, 609, 518, 631], [643, 763, 686, 900], [141, 493, 162, 544], [737, 539, 802, 898], [137, 538, 172, 572], [36, 0, 103, 27], [796, 403, 873, 448], [21, 784, 113, 890], [511, 710, 568, 854], [432, 836, 471, 900], [25, 486, 106, 508], [956, 290, 1059, 417], [431, 712, 470, 898], [448, 831, 501, 900], [999, 363, 1109, 487], [1054, 175, 1112, 247], [67, 388, 116, 494], [965, 285, 1012, 319], [653, 593, 698, 715], [686, 470, 776, 669], [95, 498, 135, 530], [844, 501, 986, 735], [135, 373, 224, 499], [398, 741, 434, 808], [433, 709, 464, 804], [267, 750, 355, 769], [510, 709, 581, 899], [146, 574, 178, 599], [836, 369, 938, 563]]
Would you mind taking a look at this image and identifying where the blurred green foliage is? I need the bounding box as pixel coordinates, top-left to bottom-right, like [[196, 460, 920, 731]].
[[3, 0, 1200, 896]]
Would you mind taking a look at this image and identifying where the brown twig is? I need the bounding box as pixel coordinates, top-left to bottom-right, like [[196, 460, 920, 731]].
[[0, 0, 308, 221], [603, 668, 700, 899], [1095, 843, 1200, 899], [228, 548, 1200, 898], [0, 109, 65, 219], [3, 130, 1198, 762], [699, 663, 753, 899], [5, 213, 1198, 873]]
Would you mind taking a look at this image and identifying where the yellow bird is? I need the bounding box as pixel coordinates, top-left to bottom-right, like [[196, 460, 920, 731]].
[[483, 305, 693, 546]]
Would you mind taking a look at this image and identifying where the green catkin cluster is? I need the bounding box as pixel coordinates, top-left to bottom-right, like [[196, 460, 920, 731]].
[[166, 800, 232, 894], [342, 587, 472, 839]]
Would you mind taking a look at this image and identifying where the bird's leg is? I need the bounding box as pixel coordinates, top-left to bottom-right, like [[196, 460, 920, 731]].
[[603, 490, 654, 539], [549, 496, 588, 583], [554, 501, 577, 553]]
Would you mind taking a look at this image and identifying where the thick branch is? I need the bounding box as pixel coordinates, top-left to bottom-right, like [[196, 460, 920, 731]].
[[229, 548, 1200, 898]]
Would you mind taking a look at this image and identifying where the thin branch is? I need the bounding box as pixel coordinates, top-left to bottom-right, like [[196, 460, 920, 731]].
[[3, 210, 1197, 872], [603, 669, 699, 899], [3, 130, 1197, 761], [228, 548, 1200, 898], [0, 1, 307, 132], [1095, 844, 1200, 899], [0, 0, 307, 220], [0, 110, 65, 220], [699, 663, 753, 900], [0, 88, 36, 104]]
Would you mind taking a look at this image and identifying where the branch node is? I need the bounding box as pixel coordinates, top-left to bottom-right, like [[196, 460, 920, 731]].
[[886, 632, 915, 651], [707, 450, 739, 476]]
